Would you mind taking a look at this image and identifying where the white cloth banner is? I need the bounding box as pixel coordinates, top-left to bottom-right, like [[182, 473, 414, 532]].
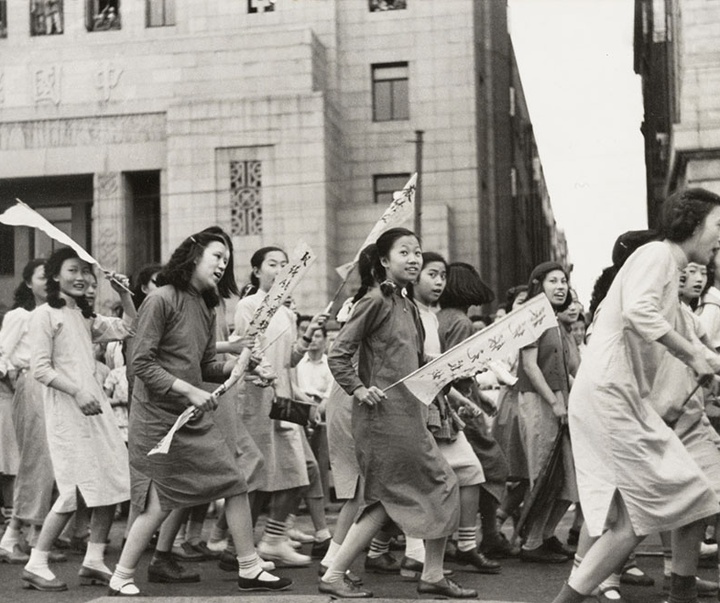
[[335, 173, 416, 279], [0, 200, 98, 266], [388, 294, 557, 405], [245, 241, 317, 339]]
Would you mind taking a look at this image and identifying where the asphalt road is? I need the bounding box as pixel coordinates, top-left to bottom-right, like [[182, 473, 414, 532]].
[[0, 508, 710, 603]]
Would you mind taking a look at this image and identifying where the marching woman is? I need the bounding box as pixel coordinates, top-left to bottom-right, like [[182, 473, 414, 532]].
[[110, 229, 291, 596], [22, 249, 135, 592], [323, 227, 474, 599], [232, 246, 326, 567], [552, 188, 720, 603], [0, 260, 51, 564], [516, 261, 578, 564]]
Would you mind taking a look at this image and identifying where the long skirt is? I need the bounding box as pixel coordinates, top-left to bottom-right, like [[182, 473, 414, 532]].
[[353, 384, 459, 539], [675, 403, 720, 499], [129, 380, 247, 512], [11, 372, 55, 524], [326, 381, 360, 500], [0, 380, 19, 475], [492, 386, 528, 480], [518, 391, 577, 502]]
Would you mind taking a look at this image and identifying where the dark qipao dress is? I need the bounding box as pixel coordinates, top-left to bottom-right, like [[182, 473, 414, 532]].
[[129, 285, 247, 511], [328, 286, 459, 539]]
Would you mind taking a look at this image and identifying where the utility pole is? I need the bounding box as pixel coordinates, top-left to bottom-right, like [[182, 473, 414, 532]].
[[414, 130, 424, 238]]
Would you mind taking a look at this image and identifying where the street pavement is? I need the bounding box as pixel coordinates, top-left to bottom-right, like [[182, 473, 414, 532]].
[[0, 506, 712, 603]]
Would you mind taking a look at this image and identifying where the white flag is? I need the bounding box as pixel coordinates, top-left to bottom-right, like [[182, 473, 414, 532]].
[[335, 173, 416, 279], [389, 294, 557, 405], [245, 241, 317, 339], [0, 200, 98, 266]]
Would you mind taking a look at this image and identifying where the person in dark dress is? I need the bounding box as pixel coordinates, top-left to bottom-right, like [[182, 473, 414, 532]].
[[108, 228, 291, 596]]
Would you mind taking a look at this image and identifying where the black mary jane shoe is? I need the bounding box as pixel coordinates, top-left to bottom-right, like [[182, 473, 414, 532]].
[[453, 548, 502, 574]]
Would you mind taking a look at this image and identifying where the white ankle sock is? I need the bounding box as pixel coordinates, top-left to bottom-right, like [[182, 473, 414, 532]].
[[315, 528, 331, 542], [237, 553, 277, 581], [405, 537, 426, 563], [83, 542, 109, 572], [0, 526, 21, 551], [322, 568, 345, 584], [110, 564, 139, 595], [25, 549, 56, 581]]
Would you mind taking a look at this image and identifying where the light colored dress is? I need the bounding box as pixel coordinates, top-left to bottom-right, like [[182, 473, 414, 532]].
[[417, 301, 484, 487], [30, 303, 132, 513], [569, 240, 718, 537], [0, 307, 54, 524], [233, 292, 309, 492], [329, 286, 459, 539], [0, 376, 19, 475]]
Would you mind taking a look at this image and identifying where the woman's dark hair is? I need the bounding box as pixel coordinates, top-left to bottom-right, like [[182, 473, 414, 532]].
[[157, 229, 231, 309], [421, 251, 447, 270], [351, 244, 379, 305], [12, 258, 46, 311], [504, 284, 528, 313], [240, 246, 287, 299], [527, 261, 571, 312], [439, 262, 495, 309], [132, 263, 162, 309], [198, 226, 240, 299], [374, 227, 418, 286], [662, 188, 720, 242], [45, 248, 95, 318]]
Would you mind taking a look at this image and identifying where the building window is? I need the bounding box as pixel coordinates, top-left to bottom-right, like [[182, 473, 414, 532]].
[[0, 1, 7, 38], [146, 0, 174, 27], [373, 173, 410, 205], [369, 0, 406, 11], [509, 86, 516, 117], [372, 63, 409, 122], [230, 161, 263, 236], [30, 1, 64, 36], [87, 0, 120, 31], [248, 0, 274, 13]]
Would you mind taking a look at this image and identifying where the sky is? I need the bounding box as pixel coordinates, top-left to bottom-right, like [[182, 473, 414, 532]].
[[507, 0, 648, 307]]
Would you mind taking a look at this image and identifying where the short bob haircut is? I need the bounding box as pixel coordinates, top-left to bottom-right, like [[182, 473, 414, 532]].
[[662, 188, 720, 242], [439, 262, 495, 309], [241, 246, 288, 298], [527, 261, 572, 312], [12, 258, 46, 311], [157, 228, 232, 309]]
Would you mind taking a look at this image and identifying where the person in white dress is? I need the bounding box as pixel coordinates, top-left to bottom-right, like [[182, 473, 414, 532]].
[[553, 188, 720, 603], [22, 248, 136, 592]]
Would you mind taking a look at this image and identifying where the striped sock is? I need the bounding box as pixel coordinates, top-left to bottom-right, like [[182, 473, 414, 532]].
[[264, 519, 286, 543], [367, 537, 390, 559], [457, 526, 477, 553], [569, 553, 583, 579]]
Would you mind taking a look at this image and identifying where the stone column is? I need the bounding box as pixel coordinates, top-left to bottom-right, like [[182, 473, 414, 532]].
[[92, 171, 131, 313]]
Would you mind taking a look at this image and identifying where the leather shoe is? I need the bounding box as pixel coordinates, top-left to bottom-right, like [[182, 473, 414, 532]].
[[311, 536, 332, 558], [364, 552, 400, 573], [399, 556, 454, 580], [620, 567, 655, 587], [417, 577, 477, 598], [543, 536, 574, 558], [454, 548, 502, 574], [318, 564, 363, 585], [79, 565, 112, 586], [479, 533, 520, 559], [21, 569, 68, 591], [147, 555, 200, 583], [319, 578, 373, 598], [662, 575, 718, 597], [0, 544, 30, 564], [108, 581, 140, 596], [597, 586, 628, 603], [519, 543, 568, 564], [238, 571, 292, 592]]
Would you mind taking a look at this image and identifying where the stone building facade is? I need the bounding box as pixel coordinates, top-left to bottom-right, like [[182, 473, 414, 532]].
[[634, 0, 720, 227], [0, 0, 565, 312]]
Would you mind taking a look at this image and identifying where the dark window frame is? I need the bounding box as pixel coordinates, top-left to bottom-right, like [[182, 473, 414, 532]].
[[372, 62, 409, 122], [87, 0, 121, 32], [30, 0, 64, 37], [0, 1, 7, 38], [369, 0, 407, 12], [373, 173, 411, 205]]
